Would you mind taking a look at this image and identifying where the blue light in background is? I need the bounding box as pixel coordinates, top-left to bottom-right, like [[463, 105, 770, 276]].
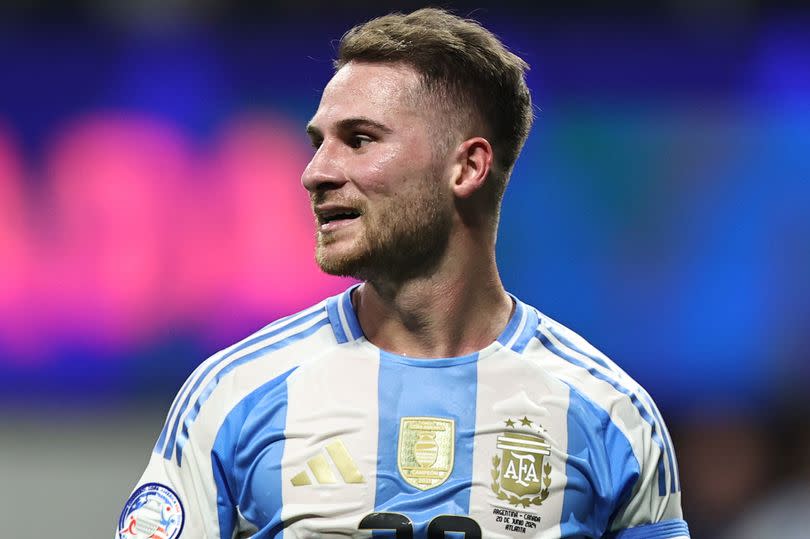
[[0, 20, 807, 414]]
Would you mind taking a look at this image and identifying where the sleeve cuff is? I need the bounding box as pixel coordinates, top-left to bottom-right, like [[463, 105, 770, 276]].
[[606, 518, 690, 539]]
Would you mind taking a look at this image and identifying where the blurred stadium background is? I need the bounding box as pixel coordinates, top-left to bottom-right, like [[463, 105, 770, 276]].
[[1, 1, 808, 537]]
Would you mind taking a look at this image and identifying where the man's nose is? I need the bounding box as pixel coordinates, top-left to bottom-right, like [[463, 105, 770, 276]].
[[301, 142, 347, 193]]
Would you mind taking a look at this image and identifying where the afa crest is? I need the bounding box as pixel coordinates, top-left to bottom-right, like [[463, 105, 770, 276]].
[[491, 417, 553, 508], [398, 417, 455, 490]]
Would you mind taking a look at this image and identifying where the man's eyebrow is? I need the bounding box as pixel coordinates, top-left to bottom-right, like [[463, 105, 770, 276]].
[[306, 117, 393, 138], [336, 117, 394, 134], [305, 123, 321, 139]]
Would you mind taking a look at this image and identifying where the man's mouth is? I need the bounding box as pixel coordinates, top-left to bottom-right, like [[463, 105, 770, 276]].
[[315, 206, 362, 229]]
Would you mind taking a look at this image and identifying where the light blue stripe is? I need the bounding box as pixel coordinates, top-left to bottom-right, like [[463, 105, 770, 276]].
[[173, 317, 329, 465], [511, 303, 539, 353], [544, 325, 679, 494], [211, 368, 294, 538], [560, 382, 640, 537], [536, 330, 670, 496], [160, 309, 324, 461], [545, 325, 616, 374], [605, 518, 690, 538], [154, 366, 198, 454], [497, 298, 525, 346], [374, 350, 478, 535], [340, 285, 363, 340], [326, 295, 349, 344]]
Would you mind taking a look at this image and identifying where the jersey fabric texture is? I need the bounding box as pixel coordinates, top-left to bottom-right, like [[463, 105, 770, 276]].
[[120, 284, 689, 538]]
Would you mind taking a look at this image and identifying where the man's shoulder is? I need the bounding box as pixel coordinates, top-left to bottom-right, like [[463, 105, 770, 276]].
[[519, 304, 680, 494], [527, 308, 632, 380], [209, 295, 338, 374], [182, 295, 341, 402], [519, 303, 657, 423], [154, 294, 342, 456]]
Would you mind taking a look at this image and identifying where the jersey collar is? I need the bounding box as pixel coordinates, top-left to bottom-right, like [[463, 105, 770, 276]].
[[325, 284, 538, 356]]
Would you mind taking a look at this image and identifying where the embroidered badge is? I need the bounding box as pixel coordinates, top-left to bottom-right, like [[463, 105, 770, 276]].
[[118, 482, 184, 539], [398, 416, 455, 490], [491, 416, 552, 508]]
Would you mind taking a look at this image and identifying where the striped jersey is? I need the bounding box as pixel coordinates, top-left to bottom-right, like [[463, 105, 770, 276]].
[[118, 285, 689, 538]]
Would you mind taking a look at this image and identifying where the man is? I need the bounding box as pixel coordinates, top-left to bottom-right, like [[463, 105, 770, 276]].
[[118, 8, 689, 538]]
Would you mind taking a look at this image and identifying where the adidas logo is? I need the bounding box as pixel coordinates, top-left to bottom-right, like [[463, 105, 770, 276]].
[[291, 438, 365, 486]]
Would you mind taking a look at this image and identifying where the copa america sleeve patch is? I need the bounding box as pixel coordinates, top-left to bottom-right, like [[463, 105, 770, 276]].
[[118, 482, 185, 539]]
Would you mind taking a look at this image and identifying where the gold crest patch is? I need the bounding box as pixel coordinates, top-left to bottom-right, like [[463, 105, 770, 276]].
[[491, 416, 552, 508], [398, 417, 455, 490]]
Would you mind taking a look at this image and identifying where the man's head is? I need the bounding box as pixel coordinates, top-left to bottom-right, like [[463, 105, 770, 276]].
[[302, 8, 532, 282], [336, 8, 533, 202]]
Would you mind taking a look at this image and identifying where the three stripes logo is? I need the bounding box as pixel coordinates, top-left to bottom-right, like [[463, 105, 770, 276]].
[[290, 438, 365, 486]]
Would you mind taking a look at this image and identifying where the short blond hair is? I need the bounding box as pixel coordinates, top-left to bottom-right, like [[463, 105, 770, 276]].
[[336, 7, 533, 211]]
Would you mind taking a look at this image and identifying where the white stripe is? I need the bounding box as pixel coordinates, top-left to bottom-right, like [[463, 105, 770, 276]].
[[468, 350, 569, 537], [502, 303, 528, 350], [337, 292, 356, 341], [281, 338, 380, 536]]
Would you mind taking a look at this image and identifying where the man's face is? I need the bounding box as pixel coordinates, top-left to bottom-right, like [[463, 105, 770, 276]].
[[302, 62, 454, 281]]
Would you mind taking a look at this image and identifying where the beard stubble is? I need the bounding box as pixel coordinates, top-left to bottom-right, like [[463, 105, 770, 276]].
[[314, 171, 452, 283]]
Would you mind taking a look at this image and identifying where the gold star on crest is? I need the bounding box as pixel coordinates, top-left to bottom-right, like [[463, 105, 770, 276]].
[[520, 416, 533, 427], [504, 418, 516, 428]]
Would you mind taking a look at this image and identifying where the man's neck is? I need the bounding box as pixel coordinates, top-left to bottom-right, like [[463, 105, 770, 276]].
[[353, 253, 513, 358]]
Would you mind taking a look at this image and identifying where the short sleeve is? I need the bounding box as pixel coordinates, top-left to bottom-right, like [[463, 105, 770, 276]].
[[606, 389, 690, 539], [115, 372, 235, 539]]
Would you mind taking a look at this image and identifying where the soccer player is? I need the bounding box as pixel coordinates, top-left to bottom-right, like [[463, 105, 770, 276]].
[[118, 8, 689, 538]]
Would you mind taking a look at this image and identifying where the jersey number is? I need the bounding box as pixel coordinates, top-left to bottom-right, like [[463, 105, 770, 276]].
[[359, 512, 481, 538]]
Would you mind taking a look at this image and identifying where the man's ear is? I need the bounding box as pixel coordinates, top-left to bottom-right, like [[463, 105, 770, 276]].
[[451, 137, 493, 199]]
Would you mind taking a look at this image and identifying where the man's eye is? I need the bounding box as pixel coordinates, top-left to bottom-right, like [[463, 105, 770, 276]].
[[310, 138, 323, 150], [349, 135, 373, 149]]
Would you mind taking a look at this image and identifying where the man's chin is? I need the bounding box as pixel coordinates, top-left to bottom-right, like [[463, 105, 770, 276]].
[[315, 248, 368, 279]]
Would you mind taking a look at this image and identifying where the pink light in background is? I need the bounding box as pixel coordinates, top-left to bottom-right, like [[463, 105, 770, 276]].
[[166, 113, 350, 343], [0, 112, 351, 365], [0, 126, 41, 363], [42, 115, 195, 349]]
